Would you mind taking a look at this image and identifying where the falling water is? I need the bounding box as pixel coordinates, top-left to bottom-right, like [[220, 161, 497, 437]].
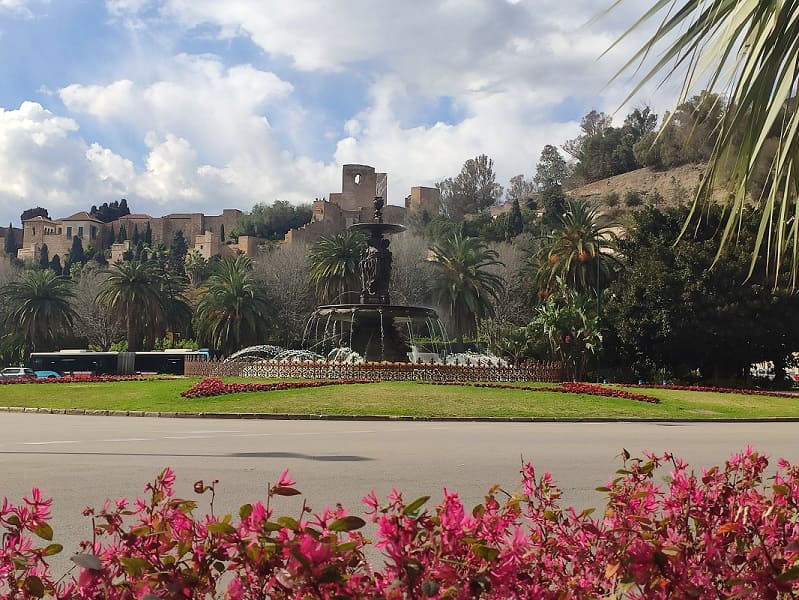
[[379, 309, 385, 361]]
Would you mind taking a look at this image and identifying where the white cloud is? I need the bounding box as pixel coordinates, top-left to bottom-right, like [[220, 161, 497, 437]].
[[0, 1, 681, 227]]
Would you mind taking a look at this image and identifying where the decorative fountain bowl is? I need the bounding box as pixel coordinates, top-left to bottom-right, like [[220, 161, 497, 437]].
[[302, 195, 450, 362], [303, 303, 449, 363]]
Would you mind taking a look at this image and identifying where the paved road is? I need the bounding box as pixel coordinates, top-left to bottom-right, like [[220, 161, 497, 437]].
[[1, 413, 797, 573]]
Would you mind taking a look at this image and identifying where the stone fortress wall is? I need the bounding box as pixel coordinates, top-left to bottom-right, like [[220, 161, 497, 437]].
[[14, 164, 442, 262]]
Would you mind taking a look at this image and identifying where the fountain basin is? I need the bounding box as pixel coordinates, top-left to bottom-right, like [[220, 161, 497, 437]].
[[303, 304, 449, 363]]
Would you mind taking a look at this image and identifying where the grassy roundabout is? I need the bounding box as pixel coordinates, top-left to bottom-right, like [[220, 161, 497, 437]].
[[0, 377, 798, 419]]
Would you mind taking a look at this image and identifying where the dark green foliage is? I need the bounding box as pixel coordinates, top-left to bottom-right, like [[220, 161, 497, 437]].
[[132, 224, 140, 244], [144, 222, 152, 245], [604, 193, 620, 208], [220, 224, 225, 242], [1, 269, 77, 352], [68, 236, 85, 267], [90, 199, 131, 223], [235, 200, 312, 240], [97, 260, 181, 351], [49, 255, 63, 276], [624, 191, 643, 207], [118, 224, 127, 242], [195, 255, 274, 355], [4, 223, 16, 255], [505, 200, 524, 241], [428, 234, 504, 349], [437, 154, 503, 221], [20, 207, 49, 223], [604, 206, 799, 383], [168, 231, 189, 275], [564, 107, 658, 183], [308, 230, 366, 304], [38, 244, 49, 270], [633, 93, 722, 170], [534, 145, 571, 189]]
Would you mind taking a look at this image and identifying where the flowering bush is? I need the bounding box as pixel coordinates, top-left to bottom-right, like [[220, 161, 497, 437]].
[[421, 380, 660, 403], [180, 377, 375, 398], [631, 382, 799, 399], [4, 449, 799, 598], [0, 375, 146, 385]]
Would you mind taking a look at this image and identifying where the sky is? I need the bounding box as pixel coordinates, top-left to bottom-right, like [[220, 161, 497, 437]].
[[0, 0, 674, 227]]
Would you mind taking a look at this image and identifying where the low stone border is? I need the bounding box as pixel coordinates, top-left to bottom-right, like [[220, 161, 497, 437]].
[[3, 406, 799, 423]]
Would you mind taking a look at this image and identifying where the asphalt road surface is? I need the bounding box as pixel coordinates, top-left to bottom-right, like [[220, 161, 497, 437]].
[[1, 413, 797, 574]]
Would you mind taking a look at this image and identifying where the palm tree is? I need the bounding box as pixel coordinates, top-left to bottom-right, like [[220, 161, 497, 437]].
[[607, 1, 799, 285], [428, 233, 505, 350], [308, 231, 366, 304], [194, 255, 272, 355], [535, 200, 619, 294], [1, 269, 77, 352], [97, 260, 166, 351]]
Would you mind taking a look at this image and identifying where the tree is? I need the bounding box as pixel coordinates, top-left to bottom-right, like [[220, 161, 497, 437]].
[[70, 265, 125, 350], [253, 242, 314, 348], [235, 201, 312, 240], [220, 224, 225, 242], [604, 205, 799, 383], [184, 249, 209, 286], [195, 256, 273, 355], [528, 279, 602, 381], [535, 200, 619, 295], [609, 1, 799, 284], [437, 155, 503, 221], [428, 233, 505, 350], [117, 225, 127, 242], [1, 269, 77, 352], [50, 255, 63, 276], [97, 260, 167, 351], [3, 224, 15, 255], [168, 230, 189, 275], [20, 207, 49, 223], [67, 236, 85, 268], [534, 145, 570, 190], [506, 174, 536, 206], [38, 244, 49, 270], [505, 199, 524, 241], [308, 231, 366, 304], [144, 222, 152, 245]]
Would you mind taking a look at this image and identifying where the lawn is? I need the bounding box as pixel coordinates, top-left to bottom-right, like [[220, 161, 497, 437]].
[[0, 377, 798, 419]]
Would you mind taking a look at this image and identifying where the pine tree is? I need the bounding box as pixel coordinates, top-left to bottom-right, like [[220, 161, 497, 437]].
[[3, 223, 15, 255], [145, 222, 152, 245], [39, 244, 49, 270], [50, 255, 62, 276], [68, 235, 85, 267], [220, 224, 225, 242], [118, 224, 127, 242], [505, 199, 524, 241]]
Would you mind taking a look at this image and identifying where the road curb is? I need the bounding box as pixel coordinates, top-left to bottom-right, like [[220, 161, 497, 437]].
[[1, 405, 799, 423]]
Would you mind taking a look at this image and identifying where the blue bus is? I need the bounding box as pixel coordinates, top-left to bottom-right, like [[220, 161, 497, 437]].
[[28, 349, 209, 376]]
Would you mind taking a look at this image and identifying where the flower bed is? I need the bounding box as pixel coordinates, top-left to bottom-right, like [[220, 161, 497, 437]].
[[0, 374, 146, 385], [630, 383, 799, 399], [180, 377, 376, 398], [420, 380, 661, 403], [3, 449, 799, 598]]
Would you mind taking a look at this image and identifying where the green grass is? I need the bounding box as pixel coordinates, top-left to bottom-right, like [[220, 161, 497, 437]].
[[0, 378, 798, 419]]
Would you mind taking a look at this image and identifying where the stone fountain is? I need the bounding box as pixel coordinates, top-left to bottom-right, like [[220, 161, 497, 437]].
[[302, 196, 449, 362]]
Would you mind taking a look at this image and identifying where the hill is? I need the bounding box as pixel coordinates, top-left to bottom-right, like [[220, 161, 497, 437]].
[[566, 163, 728, 217]]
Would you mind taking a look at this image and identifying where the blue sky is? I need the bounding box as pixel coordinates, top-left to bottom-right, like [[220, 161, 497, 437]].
[[0, 0, 666, 227]]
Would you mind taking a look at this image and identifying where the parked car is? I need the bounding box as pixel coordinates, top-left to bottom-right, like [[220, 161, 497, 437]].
[[0, 367, 36, 379], [34, 370, 61, 379]]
